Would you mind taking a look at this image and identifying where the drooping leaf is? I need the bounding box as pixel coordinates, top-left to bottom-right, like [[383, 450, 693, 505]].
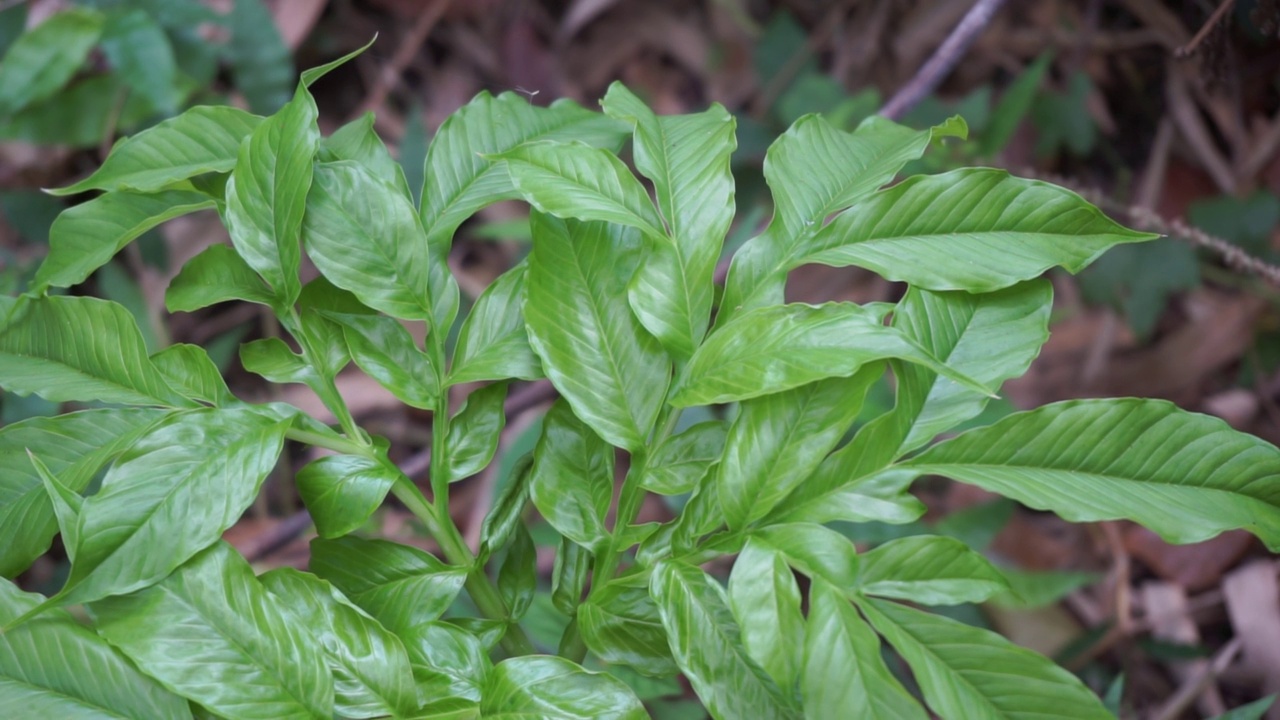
[[802, 579, 926, 720], [478, 454, 533, 565], [99, 9, 179, 114], [449, 262, 541, 384], [528, 400, 615, 554], [91, 542, 334, 720], [309, 536, 468, 634], [858, 597, 1112, 719], [579, 575, 678, 677], [0, 578, 192, 719], [480, 655, 647, 720], [321, 111, 411, 200], [753, 523, 859, 588], [640, 420, 727, 495], [794, 168, 1157, 293], [446, 382, 507, 482], [166, 244, 276, 311], [0, 295, 192, 407], [0, 8, 103, 117], [150, 343, 234, 405], [399, 621, 491, 703], [601, 82, 736, 358], [727, 539, 805, 693], [551, 537, 591, 617], [524, 213, 669, 450], [260, 568, 418, 719], [52, 106, 263, 195], [297, 454, 399, 539], [905, 398, 1280, 551], [855, 535, 1009, 605], [225, 0, 292, 114], [323, 311, 438, 409], [650, 561, 798, 720]]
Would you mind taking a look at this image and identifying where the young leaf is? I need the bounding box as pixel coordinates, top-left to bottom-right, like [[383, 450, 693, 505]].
[[478, 455, 533, 564], [718, 369, 878, 529], [99, 9, 179, 114], [528, 400, 615, 554], [449, 262, 542, 385], [323, 311, 438, 408], [480, 655, 647, 720], [855, 535, 1009, 605], [769, 465, 925, 527], [802, 579, 926, 720], [0, 578, 191, 719], [150, 343, 235, 405], [166, 244, 276, 311], [905, 398, 1280, 551], [579, 575, 678, 678], [91, 542, 334, 720], [260, 568, 418, 719], [52, 106, 262, 195], [857, 597, 1112, 719], [446, 382, 507, 482], [297, 454, 400, 539], [399, 621, 492, 703], [0, 408, 165, 579], [727, 539, 805, 693], [239, 337, 314, 386], [0, 8, 103, 117], [496, 524, 536, 620], [309, 536, 468, 634], [35, 189, 215, 291], [753, 523, 859, 588], [551, 537, 591, 616], [0, 295, 192, 407], [321, 111, 411, 200], [640, 420, 727, 495], [650, 561, 798, 719], [524, 213, 669, 451], [601, 82, 737, 358], [794, 168, 1157, 293]]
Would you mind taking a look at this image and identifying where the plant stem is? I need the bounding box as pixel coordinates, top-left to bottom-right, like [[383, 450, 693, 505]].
[[285, 427, 372, 457]]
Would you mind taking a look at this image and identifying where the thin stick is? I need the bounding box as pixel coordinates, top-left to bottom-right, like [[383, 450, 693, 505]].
[[1175, 0, 1237, 58]]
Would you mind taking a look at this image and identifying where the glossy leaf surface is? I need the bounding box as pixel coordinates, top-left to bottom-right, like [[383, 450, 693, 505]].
[[446, 382, 507, 482], [641, 420, 727, 495], [449, 262, 541, 384], [856, 535, 1009, 605], [297, 455, 399, 539], [480, 656, 647, 720], [727, 539, 804, 693], [528, 400, 614, 553], [400, 621, 491, 703], [754, 523, 859, 588], [150, 344, 234, 406], [579, 576, 677, 677], [166, 244, 275, 311], [325, 311, 438, 408]]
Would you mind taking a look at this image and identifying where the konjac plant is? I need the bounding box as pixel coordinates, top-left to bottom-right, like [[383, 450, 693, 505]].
[[1, 44, 1277, 719]]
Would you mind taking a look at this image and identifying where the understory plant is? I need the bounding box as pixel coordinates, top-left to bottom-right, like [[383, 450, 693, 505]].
[[3, 44, 1279, 719]]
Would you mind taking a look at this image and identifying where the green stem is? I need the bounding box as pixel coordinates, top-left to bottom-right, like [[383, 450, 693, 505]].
[[285, 427, 372, 457]]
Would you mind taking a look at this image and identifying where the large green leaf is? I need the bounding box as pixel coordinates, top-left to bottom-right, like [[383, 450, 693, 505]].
[[480, 656, 647, 720], [579, 575, 677, 677], [399, 621, 491, 703], [39, 408, 287, 609], [35, 189, 215, 291], [857, 597, 1111, 719], [445, 382, 507, 483], [673, 302, 988, 406], [304, 160, 457, 329], [0, 408, 165, 578], [650, 561, 798, 720], [166, 243, 276, 311], [297, 454, 399, 539], [524, 213, 669, 451], [720, 114, 962, 323], [91, 542, 333, 720], [0, 8, 103, 117], [602, 82, 736, 358], [449, 262, 541, 384], [794, 168, 1156, 292], [419, 91, 628, 252], [802, 579, 926, 720], [0, 295, 192, 407], [323, 311, 438, 409], [225, 84, 318, 308], [260, 568, 418, 719], [52, 106, 263, 195], [98, 9, 179, 114], [768, 465, 925, 527], [0, 578, 191, 719], [753, 523, 859, 588], [528, 400, 615, 554], [309, 536, 468, 634], [150, 343, 235, 406], [727, 539, 804, 693], [855, 535, 1009, 605], [321, 112, 411, 200], [905, 398, 1280, 551], [640, 420, 727, 495], [718, 369, 878, 529]]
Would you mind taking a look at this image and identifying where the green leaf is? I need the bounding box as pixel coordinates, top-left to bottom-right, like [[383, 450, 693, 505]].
[[99, 9, 179, 114], [51, 106, 263, 195], [446, 382, 507, 482], [770, 465, 925, 527], [226, 0, 292, 114], [322, 111, 411, 200], [150, 343, 234, 405], [449, 262, 541, 384], [240, 337, 313, 385], [478, 454, 533, 564], [528, 400, 615, 554], [480, 655, 647, 720], [0, 8, 103, 117], [0, 295, 191, 407], [524, 214, 669, 450], [978, 53, 1051, 157], [641, 420, 727, 495], [35, 189, 214, 291], [794, 168, 1156, 293], [297, 454, 399, 539], [905, 398, 1280, 551], [226, 84, 318, 309], [419, 91, 629, 252], [856, 535, 1009, 605], [166, 243, 276, 311], [91, 542, 334, 720], [399, 621, 491, 703], [727, 539, 804, 693], [323, 311, 438, 409], [718, 369, 878, 529], [260, 568, 418, 719], [497, 524, 536, 619], [857, 597, 1112, 719], [0, 73, 153, 148], [674, 302, 988, 406], [602, 82, 736, 358], [0, 408, 166, 578], [753, 523, 859, 588], [309, 536, 468, 634], [802, 579, 926, 720], [0, 578, 192, 719], [650, 561, 798, 720], [304, 160, 457, 329], [579, 576, 678, 677], [38, 408, 287, 610]]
